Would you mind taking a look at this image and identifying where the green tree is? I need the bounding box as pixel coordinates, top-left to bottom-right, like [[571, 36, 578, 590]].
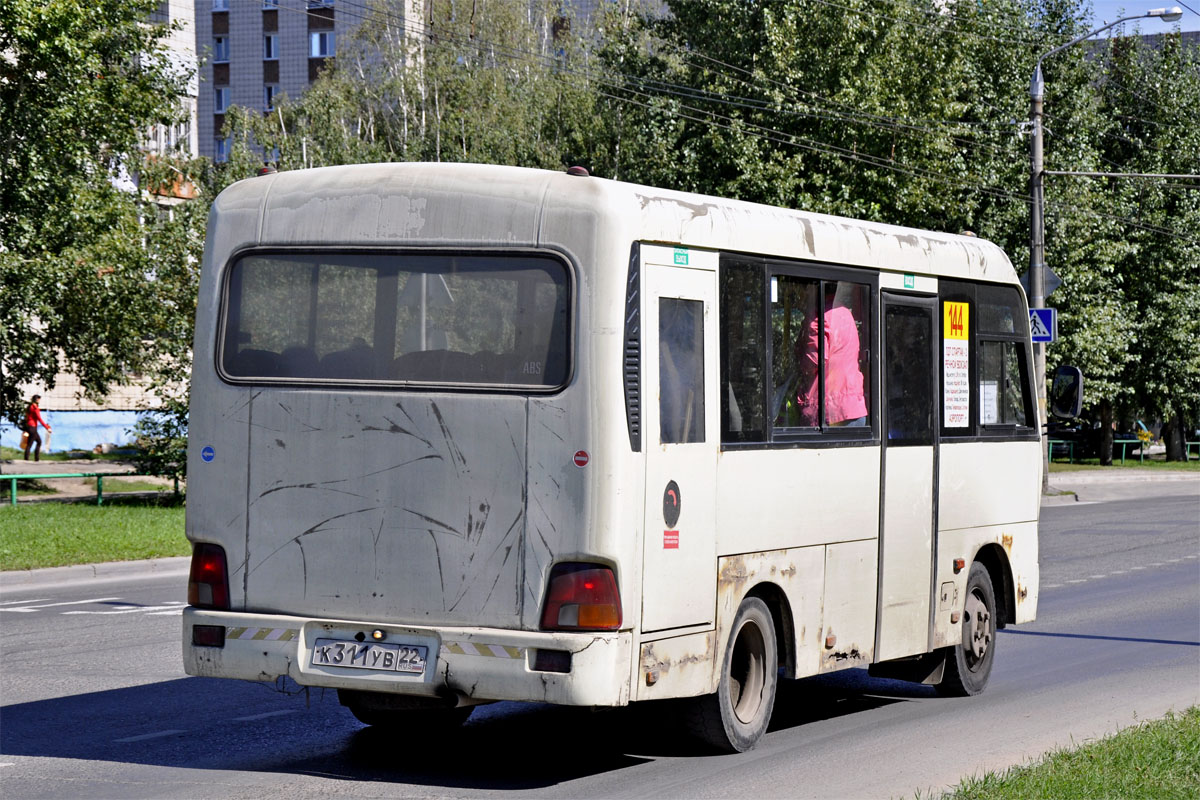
[[222, 0, 607, 173], [0, 0, 196, 426], [1091, 32, 1200, 459]]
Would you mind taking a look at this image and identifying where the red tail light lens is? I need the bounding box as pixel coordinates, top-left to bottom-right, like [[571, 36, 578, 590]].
[[188, 543, 230, 610], [540, 563, 622, 631]]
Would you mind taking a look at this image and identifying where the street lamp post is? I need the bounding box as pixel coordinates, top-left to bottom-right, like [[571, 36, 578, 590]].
[[1028, 6, 1182, 489]]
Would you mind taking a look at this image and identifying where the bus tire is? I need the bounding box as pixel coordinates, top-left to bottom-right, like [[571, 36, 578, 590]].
[[688, 596, 778, 753], [936, 561, 997, 697]]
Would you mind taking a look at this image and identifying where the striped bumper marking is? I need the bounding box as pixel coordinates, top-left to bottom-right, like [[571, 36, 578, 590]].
[[443, 641, 524, 659], [226, 626, 298, 642]]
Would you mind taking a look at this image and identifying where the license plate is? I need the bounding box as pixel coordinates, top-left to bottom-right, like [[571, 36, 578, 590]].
[[311, 638, 427, 675]]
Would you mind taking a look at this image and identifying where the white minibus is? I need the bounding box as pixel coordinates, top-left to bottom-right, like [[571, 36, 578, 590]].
[[183, 163, 1062, 752]]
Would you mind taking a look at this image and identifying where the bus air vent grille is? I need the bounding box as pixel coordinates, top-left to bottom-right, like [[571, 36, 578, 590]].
[[624, 244, 642, 452]]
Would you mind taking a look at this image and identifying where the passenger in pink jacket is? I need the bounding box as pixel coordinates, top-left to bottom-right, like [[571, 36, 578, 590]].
[[796, 304, 868, 427]]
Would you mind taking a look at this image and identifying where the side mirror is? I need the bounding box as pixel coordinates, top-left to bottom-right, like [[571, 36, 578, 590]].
[[1049, 365, 1083, 420]]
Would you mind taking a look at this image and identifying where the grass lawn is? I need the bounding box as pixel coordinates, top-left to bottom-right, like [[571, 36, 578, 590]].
[[1049, 456, 1200, 473], [0, 498, 188, 571], [941, 707, 1200, 799]]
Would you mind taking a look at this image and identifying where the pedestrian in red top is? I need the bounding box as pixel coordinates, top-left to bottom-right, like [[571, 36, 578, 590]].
[[22, 394, 51, 461]]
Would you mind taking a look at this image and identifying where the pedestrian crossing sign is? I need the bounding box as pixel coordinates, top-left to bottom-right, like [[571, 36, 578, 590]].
[[1030, 308, 1056, 343]]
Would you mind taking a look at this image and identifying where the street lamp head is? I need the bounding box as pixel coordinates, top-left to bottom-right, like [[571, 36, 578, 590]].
[[1148, 6, 1184, 21]]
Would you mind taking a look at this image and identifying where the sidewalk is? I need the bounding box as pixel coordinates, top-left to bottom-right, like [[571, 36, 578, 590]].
[[0, 556, 190, 591], [1043, 468, 1199, 505]]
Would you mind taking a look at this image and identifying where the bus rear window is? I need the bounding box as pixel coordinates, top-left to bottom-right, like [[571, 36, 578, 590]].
[[220, 251, 570, 389]]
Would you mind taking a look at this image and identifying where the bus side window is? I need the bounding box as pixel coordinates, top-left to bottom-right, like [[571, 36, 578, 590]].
[[660, 298, 705, 444], [977, 285, 1032, 429], [884, 304, 935, 443], [773, 277, 870, 430], [821, 281, 871, 428], [719, 262, 766, 442]]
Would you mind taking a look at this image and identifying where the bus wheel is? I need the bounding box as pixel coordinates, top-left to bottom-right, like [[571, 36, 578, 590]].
[[937, 562, 997, 697], [688, 596, 778, 753]]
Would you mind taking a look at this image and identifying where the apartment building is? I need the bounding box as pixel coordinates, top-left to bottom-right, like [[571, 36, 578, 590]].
[[147, 1, 200, 160], [196, 0, 422, 161]]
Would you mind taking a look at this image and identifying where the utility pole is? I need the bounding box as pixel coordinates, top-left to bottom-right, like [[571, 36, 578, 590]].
[[1029, 67, 1048, 492]]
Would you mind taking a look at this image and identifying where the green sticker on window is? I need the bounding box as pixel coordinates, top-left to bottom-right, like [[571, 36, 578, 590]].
[[904, 274, 916, 289], [674, 248, 689, 266]]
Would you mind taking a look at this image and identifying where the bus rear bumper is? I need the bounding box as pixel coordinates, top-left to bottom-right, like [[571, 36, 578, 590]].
[[182, 608, 633, 707]]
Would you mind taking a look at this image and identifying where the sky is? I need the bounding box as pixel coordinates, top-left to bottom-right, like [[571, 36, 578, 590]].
[[1086, 1, 1200, 33]]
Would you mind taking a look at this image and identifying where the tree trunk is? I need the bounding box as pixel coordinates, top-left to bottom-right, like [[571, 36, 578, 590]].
[[1098, 400, 1114, 467], [1162, 416, 1185, 462]]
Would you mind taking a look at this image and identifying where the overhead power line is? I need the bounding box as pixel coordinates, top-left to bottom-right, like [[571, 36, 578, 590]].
[[266, 0, 1199, 244]]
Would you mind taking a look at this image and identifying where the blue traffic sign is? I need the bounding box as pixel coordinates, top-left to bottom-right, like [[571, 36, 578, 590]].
[[201, 446, 215, 463], [1030, 308, 1057, 343]]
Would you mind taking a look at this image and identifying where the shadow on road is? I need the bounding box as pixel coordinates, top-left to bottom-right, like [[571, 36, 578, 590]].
[[0, 670, 928, 789], [1000, 628, 1199, 647]]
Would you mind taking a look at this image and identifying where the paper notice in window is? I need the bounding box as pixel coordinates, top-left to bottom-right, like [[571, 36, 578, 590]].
[[943, 302, 970, 428]]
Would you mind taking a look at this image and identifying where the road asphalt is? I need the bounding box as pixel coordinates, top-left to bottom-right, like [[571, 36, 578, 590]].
[[0, 468, 1195, 590]]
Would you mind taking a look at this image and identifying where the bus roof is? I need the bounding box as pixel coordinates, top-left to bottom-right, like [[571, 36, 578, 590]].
[[213, 162, 1017, 284]]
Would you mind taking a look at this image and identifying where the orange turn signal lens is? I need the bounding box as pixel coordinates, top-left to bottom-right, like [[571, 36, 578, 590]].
[[577, 604, 621, 629]]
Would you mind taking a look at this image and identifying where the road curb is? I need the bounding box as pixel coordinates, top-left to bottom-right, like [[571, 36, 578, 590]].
[[0, 556, 190, 590], [1041, 491, 1080, 506], [1046, 471, 1200, 485]]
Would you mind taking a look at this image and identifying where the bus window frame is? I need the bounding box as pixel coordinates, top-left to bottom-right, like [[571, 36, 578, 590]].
[[938, 280, 1038, 442], [214, 245, 577, 395], [719, 254, 879, 451]]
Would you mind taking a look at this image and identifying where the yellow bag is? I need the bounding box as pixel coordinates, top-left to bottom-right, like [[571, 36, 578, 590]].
[[19, 430, 29, 450]]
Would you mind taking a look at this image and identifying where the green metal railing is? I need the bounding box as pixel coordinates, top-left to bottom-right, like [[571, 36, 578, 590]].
[[1050, 438, 1200, 464], [3, 472, 179, 507], [1113, 439, 1143, 465]]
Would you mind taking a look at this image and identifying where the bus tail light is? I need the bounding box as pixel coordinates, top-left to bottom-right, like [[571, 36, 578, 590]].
[[540, 563, 622, 631], [188, 543, 230, 610]]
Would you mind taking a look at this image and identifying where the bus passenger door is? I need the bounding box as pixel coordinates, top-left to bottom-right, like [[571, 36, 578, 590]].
[[876, 293, 939, 661], [641, 263, 718, 633]]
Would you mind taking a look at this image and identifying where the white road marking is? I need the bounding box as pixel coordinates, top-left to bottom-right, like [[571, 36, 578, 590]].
[[113, 730, 186, 743], [0, 597, 121, 613], [1110, 570, 1127, 575], [0, 598, 49, 606], [0, 762, 14, 768], [63, 603, 190, 615], [1043, 583, 1062, 589], [232, 710, 300, 722], [147, 608, 185, 616], [1067, 579, 1088, 584], [1088, 575, 1106, 580]]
